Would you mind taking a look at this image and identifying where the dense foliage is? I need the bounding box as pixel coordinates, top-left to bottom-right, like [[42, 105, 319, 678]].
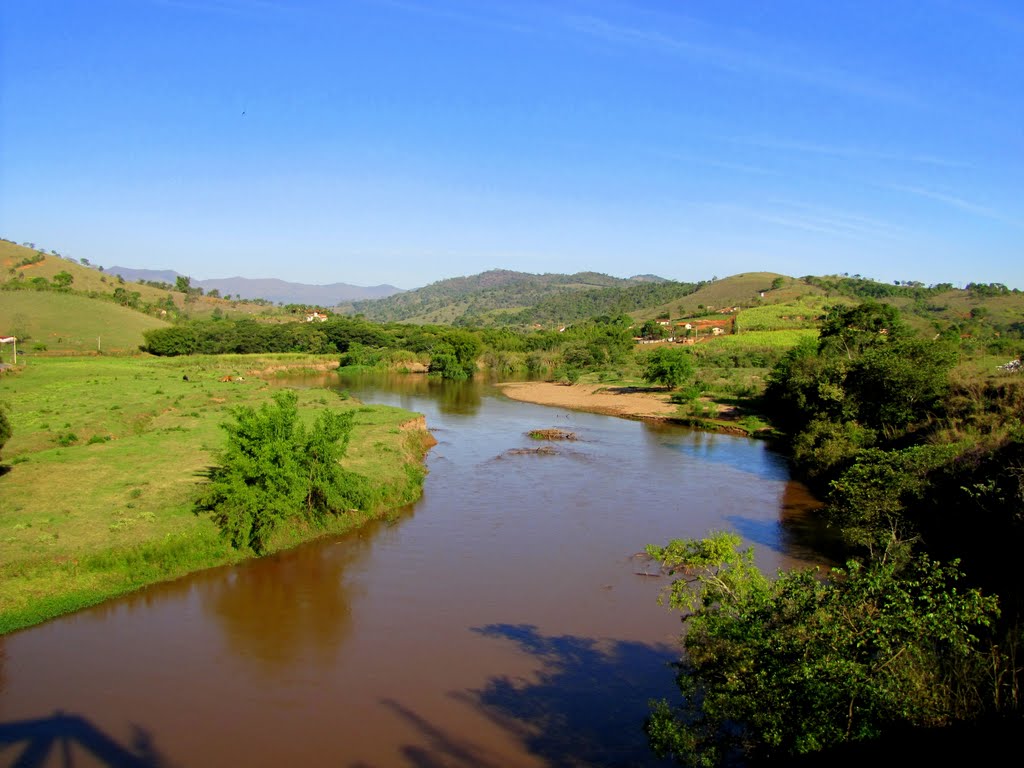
[[645, 532, 999, 766], [642, 347, 695, 390], [194, 391, 372, 554], [804, 275, 960, 301], [765, 302, 957, 481], [346, 269, 630, 323], [645, 299, 1024, 766], [504, 279, 703, 327]]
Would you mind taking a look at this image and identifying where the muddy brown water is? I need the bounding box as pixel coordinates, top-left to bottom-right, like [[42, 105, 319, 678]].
[[0, 373, 828, 767]]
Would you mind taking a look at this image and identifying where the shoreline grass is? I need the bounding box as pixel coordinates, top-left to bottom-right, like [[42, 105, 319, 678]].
[[0, 353, 433, 635]]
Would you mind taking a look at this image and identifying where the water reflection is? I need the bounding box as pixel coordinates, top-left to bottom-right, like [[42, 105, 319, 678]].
[[643, 423, 790, 481], [312, 370, 485, 416], [1, 371, 829, 767], [202, 528, 380, 674]]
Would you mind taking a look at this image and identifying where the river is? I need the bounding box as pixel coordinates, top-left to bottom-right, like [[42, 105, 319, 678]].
[[0, 372, 826, 767]]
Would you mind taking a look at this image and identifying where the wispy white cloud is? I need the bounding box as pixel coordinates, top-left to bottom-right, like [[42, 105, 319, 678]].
[[728, 137, 974, 169], [651, 150, 779, 177], [561, 13, 915, 105], [700, 199, 906, 242], [883, 183, 1008, 221]]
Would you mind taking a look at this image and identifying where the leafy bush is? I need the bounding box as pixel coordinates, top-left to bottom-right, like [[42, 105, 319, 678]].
[[194, 390, 370, 554], [645, 532, 999, 765], [642, 347, 695, 390], [56, 432, 78, 447]]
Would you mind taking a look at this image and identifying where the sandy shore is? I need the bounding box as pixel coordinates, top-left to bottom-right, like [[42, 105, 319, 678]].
[[497, 380, 679, 420]]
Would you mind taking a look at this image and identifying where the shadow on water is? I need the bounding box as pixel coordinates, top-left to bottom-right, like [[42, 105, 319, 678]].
[[643, 423, 790, 482], [0, 712, 171, 767], [350, 699, 508, 768], [454, 624, 678, 768]]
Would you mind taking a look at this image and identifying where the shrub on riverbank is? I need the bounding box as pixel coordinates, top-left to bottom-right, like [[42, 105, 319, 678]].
[[0, 354, 432, 634]]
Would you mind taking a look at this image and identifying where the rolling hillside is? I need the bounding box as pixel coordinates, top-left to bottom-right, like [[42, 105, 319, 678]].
[[0, 291, 170, 355], [341, 269, 673, 325]]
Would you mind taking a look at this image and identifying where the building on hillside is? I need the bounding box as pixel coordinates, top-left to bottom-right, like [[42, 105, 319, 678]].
[[305, 312, 329, 323]]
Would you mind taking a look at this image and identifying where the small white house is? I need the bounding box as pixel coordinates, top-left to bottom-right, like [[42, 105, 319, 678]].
[[305, 312, 329, 323]]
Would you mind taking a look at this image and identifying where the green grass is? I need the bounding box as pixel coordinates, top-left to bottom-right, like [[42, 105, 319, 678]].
[[0, 353, 432, 634], [0, 240, 299, 324], [707, 329, 820, 348], [734, 300, 830, 332], [0, 290, 170, 355]]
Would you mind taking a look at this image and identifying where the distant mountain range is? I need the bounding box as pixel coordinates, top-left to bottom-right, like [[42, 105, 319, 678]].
[[105, 267, 403, 306]]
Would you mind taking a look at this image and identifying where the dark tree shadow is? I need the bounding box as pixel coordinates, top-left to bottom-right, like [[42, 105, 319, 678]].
[[0, 711, 172, 767], [455, 624, 679, 768], [361, 699, 508, 768]]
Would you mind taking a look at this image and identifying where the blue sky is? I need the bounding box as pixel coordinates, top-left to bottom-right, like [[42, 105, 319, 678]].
[[1, 1, 1021, 290]]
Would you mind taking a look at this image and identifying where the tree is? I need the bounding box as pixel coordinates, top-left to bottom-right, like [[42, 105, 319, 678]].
[[429, 329, 481, 379], [640, 319, 667, 339], [645, 532, 999, 766], [52, 270, 73, 289], [194, 391, 369, 554], [847, 337, 956, 435], [818, 301, 905, 360], [428, 344, 467, 380], [827, 444, 961, 553], [642, 347, 694, 390], [175, 275, 192, 294]]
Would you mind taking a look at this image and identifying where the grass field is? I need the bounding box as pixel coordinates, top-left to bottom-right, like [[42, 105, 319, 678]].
[[734, 300, 829, 332], [0, 290, 170, 355], [0, 353, 432, 634], [707, 329, 819, 348]]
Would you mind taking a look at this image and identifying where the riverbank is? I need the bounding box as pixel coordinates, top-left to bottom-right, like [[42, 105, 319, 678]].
[[498, 380, 679, 420], [0, 354, 433, 635], [497, 379, 772, 436]]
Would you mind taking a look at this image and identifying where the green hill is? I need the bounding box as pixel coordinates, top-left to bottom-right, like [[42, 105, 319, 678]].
[[341, 269, 664, 325], [2, 240, 176, 307], [0, 240, 295, 324], [0, 290, 171, 356]]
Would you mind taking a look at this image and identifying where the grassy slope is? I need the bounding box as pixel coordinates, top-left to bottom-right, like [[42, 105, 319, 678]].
[[0, 354, 432, 634], [636, 273, 831, 322], [2, 240, 175, 305], [0, 291, 170, 354], [1, 240, 292, 322]]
